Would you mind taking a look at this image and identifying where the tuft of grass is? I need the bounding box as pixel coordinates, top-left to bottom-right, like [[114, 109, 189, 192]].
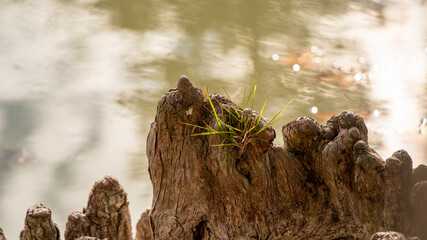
[[185, 78, 293, 155]]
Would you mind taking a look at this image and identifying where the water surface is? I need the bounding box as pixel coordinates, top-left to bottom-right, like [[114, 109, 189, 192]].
[[0, 0, 426, 237]]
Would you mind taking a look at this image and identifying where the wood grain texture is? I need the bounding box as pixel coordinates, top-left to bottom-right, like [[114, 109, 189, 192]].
[[145, 76, 427, 239]]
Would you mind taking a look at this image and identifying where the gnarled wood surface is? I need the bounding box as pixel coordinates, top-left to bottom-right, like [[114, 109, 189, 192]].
[[146, 76, 427, 240], [135, 209, 152, 240], [64, 175, 132, 240], [370, 231, 420, 240], [74, 237, 106, 240], [19, 204, 60, 240]]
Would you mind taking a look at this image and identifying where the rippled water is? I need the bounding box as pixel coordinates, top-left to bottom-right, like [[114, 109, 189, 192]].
[[0, 0, 426, 237]]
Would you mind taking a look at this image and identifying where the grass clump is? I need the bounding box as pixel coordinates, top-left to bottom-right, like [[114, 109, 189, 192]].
[[186, 78, 293, 155]]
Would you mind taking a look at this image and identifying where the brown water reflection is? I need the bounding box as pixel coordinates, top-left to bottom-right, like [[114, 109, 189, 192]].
[[0, 0, 426, 237]]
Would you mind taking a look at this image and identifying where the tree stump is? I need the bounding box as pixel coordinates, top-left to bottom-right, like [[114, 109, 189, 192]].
[[20, 204, 60, 240], [146, 76, 427, 239], [64, 176, 132, 240]]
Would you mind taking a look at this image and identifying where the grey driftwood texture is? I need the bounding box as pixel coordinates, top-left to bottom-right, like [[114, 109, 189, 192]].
[[146, 75, 427, 239]]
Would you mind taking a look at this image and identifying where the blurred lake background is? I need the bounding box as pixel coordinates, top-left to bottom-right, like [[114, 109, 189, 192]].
[[0, 0, 426, 237]]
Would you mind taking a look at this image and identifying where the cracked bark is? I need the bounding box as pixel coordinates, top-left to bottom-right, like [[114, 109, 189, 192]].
[[19, 204, 60, 240], [146, 75, 427, 239], [135, 209, 152, 240], [64, 175, 132, 240]]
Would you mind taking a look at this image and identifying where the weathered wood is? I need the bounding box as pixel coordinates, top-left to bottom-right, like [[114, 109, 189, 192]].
[[370, 231, 408, 240], [20, 204, 60, 240], [74, 237, 106, 240], [0, 227, 7, 240], [409, 181, 427, 240], [370, 231, 421, 240], [412, 164, 427, 185], [64, 176, 132, 240], [135, 209, 152, 240], [146, 76, 426, 239]]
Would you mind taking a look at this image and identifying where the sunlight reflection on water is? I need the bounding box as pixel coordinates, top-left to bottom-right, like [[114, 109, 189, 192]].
[[354, 0, 427, 166]]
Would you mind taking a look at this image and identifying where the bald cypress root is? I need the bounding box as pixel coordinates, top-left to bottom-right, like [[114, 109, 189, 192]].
[[64, 176, 132, 240], [146, 76, 426, 239], [20, 204, 60, 240]]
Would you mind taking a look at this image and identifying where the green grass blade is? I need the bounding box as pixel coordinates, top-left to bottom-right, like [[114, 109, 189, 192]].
[[219, 120, 243, 133], [213, 143, 235, 147], [267, 117, 282, 127], [192, 131, 233, 136], [203, 86, 223, 130], [192, 132, 219, 136], [247, 124, 258, 133], [243, 75, 247, 108], [257, 95, 269, 125], [222, 88, 241, 120], [220, 100, 225, 122], [255, 98, 294, 135], [232, 104, 241, 121], [245, 76, 257, 109], [268, 98, 294, 124], [251, 84, 257, 112], [243, 112, 253, 132], [218, 100, 240, 121], [224, 106, 240, 121]]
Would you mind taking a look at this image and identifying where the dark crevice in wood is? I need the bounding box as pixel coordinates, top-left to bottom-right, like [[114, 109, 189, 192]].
[[193, 220, 207, 240]]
